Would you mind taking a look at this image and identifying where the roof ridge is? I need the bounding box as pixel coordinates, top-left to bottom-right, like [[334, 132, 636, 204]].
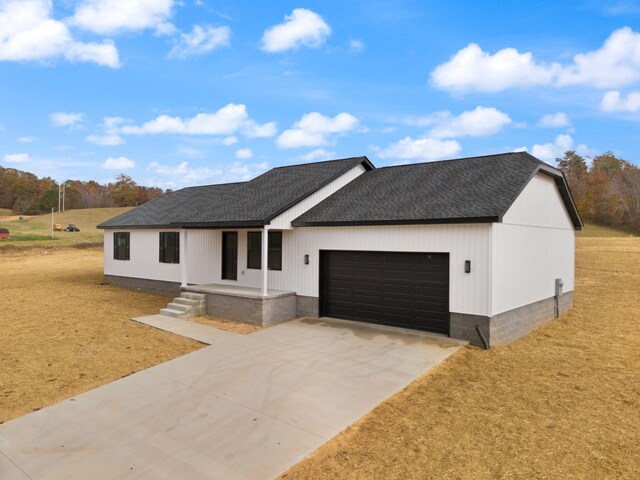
[[376, 151, 543, 171], [181, 180, 248, 190], [271, 156, 367, 169]]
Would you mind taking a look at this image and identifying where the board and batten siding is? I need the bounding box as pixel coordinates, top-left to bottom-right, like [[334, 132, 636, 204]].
[[104, 229, 181, 283], [181, 225, 493, 317], [491, 173, 576, 316], [282, 224, 492, 317], [269, 163, 367, 229]]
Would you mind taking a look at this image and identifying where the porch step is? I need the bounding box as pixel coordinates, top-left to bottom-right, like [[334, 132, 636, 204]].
[[159, 291, 206, 318], [181, 292, 206, 301], [167, 302, 191, 313], [173, 298, 199, 307], [159, 307, 188, 318]]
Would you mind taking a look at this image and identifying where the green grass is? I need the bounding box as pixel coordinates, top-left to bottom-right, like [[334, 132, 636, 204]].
[[0, 207, 131, 250], [577, 223, 639, 238]]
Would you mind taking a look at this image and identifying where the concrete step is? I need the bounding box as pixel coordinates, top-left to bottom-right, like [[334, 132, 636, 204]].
[[173, 297, 199, 307], [159, 308, 187, 318], [167, 303, 191, 313], [181, 292, 206, 301]]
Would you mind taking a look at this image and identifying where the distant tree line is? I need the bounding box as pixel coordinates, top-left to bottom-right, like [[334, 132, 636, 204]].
[[0, 167, 165, 214], [557, 151, 640, 233]]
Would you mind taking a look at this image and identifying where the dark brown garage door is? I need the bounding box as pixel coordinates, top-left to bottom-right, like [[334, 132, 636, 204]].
[[320, 251, 450, 334]]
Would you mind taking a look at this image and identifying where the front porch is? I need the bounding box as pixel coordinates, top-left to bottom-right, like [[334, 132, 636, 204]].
[[183, 283, 298, 326]]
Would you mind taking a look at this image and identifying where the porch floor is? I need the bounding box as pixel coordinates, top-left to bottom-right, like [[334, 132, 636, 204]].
[[183, 283, 295, 300]]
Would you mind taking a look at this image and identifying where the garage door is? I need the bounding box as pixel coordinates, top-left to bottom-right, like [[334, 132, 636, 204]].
[[320, 251, 450, 334]]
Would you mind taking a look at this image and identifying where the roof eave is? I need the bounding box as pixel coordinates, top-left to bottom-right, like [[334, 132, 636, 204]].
[[291, 216, 499, 228]]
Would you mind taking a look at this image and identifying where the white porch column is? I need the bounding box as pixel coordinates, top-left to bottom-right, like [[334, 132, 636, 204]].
[[180, 229, 188, 288], [261, 226, 268, 297]]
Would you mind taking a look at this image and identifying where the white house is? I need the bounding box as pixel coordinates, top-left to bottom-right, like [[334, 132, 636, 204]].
[[98, 153, 582, 347]]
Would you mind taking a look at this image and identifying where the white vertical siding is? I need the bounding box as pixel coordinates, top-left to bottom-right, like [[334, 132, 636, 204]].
[[105, 224, 493, 316], [502, 173, 574, 229], [186, 230, 217, 284], [104, 229, 181, 282], [269, 163, 367, 229], [281, 225, 492, 316], [491, 172, 576, 316]]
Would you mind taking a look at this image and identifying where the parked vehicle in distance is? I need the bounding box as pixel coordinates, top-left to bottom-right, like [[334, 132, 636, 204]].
[[64, 224, 80, 232], [0, 227, 9, 239]]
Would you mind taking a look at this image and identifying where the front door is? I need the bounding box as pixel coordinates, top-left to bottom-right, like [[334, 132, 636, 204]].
[[222, 231, 238, 280]]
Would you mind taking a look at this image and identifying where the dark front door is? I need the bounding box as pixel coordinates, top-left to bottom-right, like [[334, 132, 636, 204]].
[[320, 251, 450, 334], [222, 231, 238, 280]]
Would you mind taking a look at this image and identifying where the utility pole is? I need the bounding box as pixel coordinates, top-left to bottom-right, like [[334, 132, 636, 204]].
[[58, 183, 66, 212], [51, 208, 54, 239]]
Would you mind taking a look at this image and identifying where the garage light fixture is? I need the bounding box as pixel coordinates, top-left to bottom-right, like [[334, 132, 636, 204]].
[[304, 254, 309, 265], [465, 260, 471, 273]]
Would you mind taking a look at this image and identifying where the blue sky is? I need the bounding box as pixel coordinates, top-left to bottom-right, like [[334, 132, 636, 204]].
[[1, 0, 639, 188]]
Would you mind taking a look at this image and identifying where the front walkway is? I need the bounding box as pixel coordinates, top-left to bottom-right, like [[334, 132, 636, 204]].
[[0, 317, 466, 480]]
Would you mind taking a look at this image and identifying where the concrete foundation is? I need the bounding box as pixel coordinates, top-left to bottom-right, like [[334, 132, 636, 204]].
[[296, 295, 319, 318], [202, 292, 297, 326], [450, 291, 573, 347], [104, 275, 181, 296]]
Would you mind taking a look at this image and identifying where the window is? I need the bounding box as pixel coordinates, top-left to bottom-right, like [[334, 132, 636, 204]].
[[159, 232, 180, 264], [268, 231, 282, 270], [247, 231, 261, 269], [246, 231, 282, 271], [113, 232, 130, 261]]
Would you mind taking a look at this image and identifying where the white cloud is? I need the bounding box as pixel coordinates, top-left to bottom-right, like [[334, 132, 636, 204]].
[[49, 112, 85, 129], [0, 0, 120, 68], [427, 106, 511, 138], [3, 152, 30, 163], [102, 156, 135, 169], [525, 134, 592, 162], [243, 121, 277, 138], [556, 27, 640, 88], [147, 159, 269, 188], [277, 112, 359, 149], [86, 116, 126, 145], [379, 136, 461, 162], [537, 112, 571, 128], [235, 148, 253, 159], [120, 103, 274, 138], [431, 27, 640, 93], [220, 136, 238, 146], [601, 90, 640, 112], [301, 148, 336, 162], [261, 8, 331, 53], [71, 0, 174, 35], [348, 39, 365, 54], [86, 134, 124, 146], [17, 136, 37, 143], [431, 43, 557, 93], [168, 25, 230, 58]]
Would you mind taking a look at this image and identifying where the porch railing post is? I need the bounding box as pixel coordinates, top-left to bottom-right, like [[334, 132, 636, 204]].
[[180, 229, 188, 288], [261, 227, 268, 297]]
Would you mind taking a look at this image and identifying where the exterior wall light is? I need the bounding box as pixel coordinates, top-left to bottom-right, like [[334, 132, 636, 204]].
[[304, 254, 309, 265], [465, 260, 471, 273]]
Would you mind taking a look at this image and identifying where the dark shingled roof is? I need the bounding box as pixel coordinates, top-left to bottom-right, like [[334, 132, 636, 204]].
[[292, 152, 582, 229], [97, 156, 373, 229]]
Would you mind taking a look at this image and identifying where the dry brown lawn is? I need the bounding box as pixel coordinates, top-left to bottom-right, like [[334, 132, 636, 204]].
[[0, 248, 201, 423], [187, 315, 262, 334], [281, 236, 640, 480]]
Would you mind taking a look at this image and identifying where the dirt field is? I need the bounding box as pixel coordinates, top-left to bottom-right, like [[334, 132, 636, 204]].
[[187, 316, 262, 334], [0, 248, 201, 423], [281, 236, 640, 479]]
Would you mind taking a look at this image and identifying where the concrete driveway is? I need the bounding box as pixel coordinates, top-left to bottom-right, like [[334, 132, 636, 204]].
[[0, 317, 466, 480]]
